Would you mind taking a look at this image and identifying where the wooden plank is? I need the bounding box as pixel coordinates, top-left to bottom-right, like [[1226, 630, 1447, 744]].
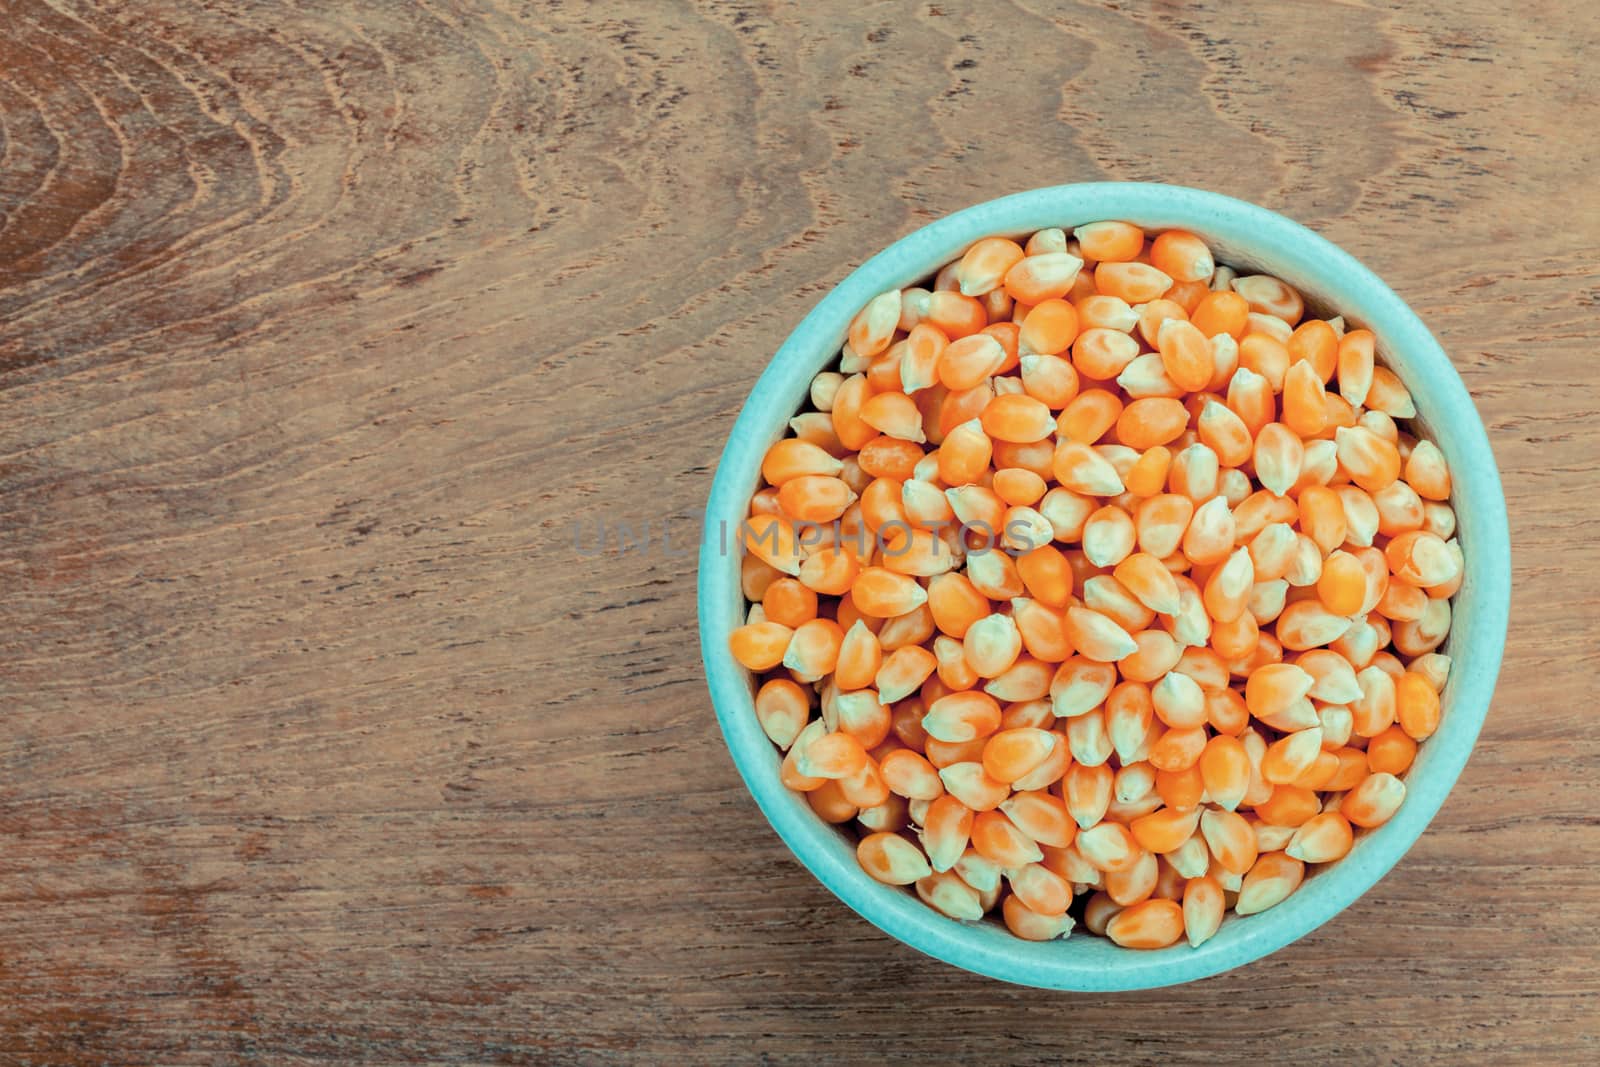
[[0, 0, 1593, 1061]]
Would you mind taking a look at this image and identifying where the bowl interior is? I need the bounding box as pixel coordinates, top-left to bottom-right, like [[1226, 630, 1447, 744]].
[[698, 183, 1510, 990]]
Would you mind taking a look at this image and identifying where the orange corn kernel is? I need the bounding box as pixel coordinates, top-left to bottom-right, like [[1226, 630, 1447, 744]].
[[1026, 228, 1068, 256], [755, 679, 812, 750], [1234, 850, 1305, 914], [1020, 298, 1080, 356], [1130, 807, 1203, 854], [1260, 727, 1324, 785], [1316, 550, 1367, 616], [1238, 333, 1290, 393], [1252, 784, 1320, 828], [1002, 893, 1075, 940], [807, 778, 858, 823], [901, 323, 949, 394], [1150, 230, 1214, 283], [915, 870, 984, 920], [848, 567, 925, 617], [831, 374, 879, 450], [1019, 353, 1080, 410], [1395, 670, 1442, 740], [783, 618, 845, 676], [987, 469, 1045, 511], [729, 621, 793, 671], [922, 690, 1003, 743], [1136, 299, 1188, 348], [1326, 746, 1370, 792], [761, 578, 819, 630], [1004, 253, 1085, 305], [1148, 726, 1207, 773], [1191, 290, 1250, 340], [1073, 221, 1144, 262], [925, 289, 988, 339], [1008, 599, 1069, 665], [1282, 360, 1329, 438], [857, 832, 935, 885], [795, 730, 870, 780], [1105, 849, 1160, 905], [1013, 734, 1070, 792], [1096, 262, 1173, 304], [937, 761, 1011, 812], [924, 735, 983, 772], [1082, 505, 1137, 568], [1226, 367, 1274, 438], [1155, 761, 1207, 811], [762, 437, 845, 486], [1166, 278, 1210, 314], [981, 393, 1056, 443], [1063, 763, 1114, 832], [1253, 423, 1305, 499], [1366, 724, 1418, 776], [1192, 405, 1249, 473], [957, 237, 1026, 297], [1156, 320, 1215, 393], [1072, 327, 1141, 381], [849, 290, 902, 358], [1057, 388, 1124, 446], [937, 380, 997, 438], [1384, 530, 1460, 588], [880, 748, 945, 801], [1288, 319, 1339, 382], [938, 333, 1006, 391], [1125, 447, 1174, 500], [1336, 425, 1402, 493], [1233, 275, 1303, 325], [1010, 862, 1074, 917], [972, 809, 1045, 867], [1133, 492, 1192, 558], [860, 392, 928, 444], [1075, 821, 1144, 873], [1286, 812, 1354, 864], [1054, 441, 1126, 497], [1116, 397, 1190, 451], [1112, 553, 1182, 616], [963, 613, 1023, 678], [875, 645, 938, 704], [1200, 807, 1259, 876], [1076, 293, 1140, 333], [1343, 772, 1406, 828], [1121, 631, 1183, 687], [1405, 439, 1452, 501], [1101, 897, 1180, 949], [1117, 353, 1184, 400], [777, 475, 855, 524], [1337, 329, 1376, 407], [921, 794, 975, 872], [1000, 790, 1075, 849], [1183, 875, 1225, 946]]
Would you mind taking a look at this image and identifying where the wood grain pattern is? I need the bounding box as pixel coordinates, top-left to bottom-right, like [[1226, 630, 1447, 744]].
[[1, 0, 1595, 1062]]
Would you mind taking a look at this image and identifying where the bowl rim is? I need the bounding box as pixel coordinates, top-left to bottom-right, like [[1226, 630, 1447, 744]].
[[696, 181, 1510, 990]]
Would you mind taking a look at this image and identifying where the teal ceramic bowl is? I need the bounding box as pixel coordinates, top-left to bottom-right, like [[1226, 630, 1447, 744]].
[[697, 183, 1509, 990]]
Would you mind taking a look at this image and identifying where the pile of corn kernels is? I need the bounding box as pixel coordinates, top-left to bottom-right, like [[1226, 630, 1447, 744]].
[[730, 222, 1457, 948]]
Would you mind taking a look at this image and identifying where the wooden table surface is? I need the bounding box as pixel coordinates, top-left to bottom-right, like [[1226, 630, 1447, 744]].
[[2, 1, 1596, 1063]]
